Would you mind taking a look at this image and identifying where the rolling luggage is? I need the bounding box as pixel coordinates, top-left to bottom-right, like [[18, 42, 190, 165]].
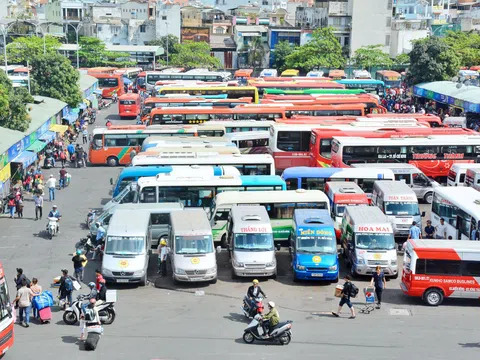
[[39, 307, 52, 323], [84, 332, 100, 351]]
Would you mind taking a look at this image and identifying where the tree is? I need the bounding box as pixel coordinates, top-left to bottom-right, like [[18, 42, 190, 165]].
[[145, 35, 179, 55], [0, 74, 31, 132], [241, 37, 266, 69], [169, 41, 221, 70], [352, 45, 393, 71], [284, 27, 344, 73], [272, 40, 294, 73], [406, 37, 460, 86], [78, 37, 133, 67], [7, 35, 61, 64], [394, 53, 410, 65], [31, 53, 82, 108], [443, 31, 480, 68]]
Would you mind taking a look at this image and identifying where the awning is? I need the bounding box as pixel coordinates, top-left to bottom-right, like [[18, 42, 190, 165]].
[[50, 124, 68, 134], [26, 140, 47, 153], [240, 32, 261, 37], [71, 108, 80, 114], [63, 111, 78, 124], [78, 102, 87, 110], [12, 151, 37, 167], [39, 130, 56, 143]]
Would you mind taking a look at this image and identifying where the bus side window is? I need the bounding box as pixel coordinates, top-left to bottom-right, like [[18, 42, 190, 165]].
[[396, 174, 411, 184], [459, 173, 466, 184]]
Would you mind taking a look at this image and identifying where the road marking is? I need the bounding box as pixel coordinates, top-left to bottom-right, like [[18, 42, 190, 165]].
[[389, 308, 411, 316]]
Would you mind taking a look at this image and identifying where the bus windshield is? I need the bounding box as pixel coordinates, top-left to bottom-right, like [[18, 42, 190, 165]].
[[98, 78, 119, 87], [105, 236, 145, 255], [175, 235, 213, 254], [355, 233, 395, 250], [297, 235, 336, 254], [234, 233, 274, 251], [384, 202, 420, 216]]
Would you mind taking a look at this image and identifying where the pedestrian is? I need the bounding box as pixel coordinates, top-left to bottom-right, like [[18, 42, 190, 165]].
[[67, 143, 75, 161], [14, 268, 28, 290], [59, 166, 67, 189], [332, 275, 356, 319], [95, 269, 104, 291], [15, 198, 23, 218], [7, 196, 15, 219], [59, 149, 67, 167], [424, 220, 435, 239], [435, 218, 447, 239], [45, 174, 56, 202], [29, 278, 42, 319], [83, 151, 88, 168], [14, 279, 34, 327], [157, 239, 168, 277], [82, 128, 88, 144], [72, 250, 88, 283], [408, 221, 422, 240], [58, 269, 74, 308], [370, 266, 386, 308]]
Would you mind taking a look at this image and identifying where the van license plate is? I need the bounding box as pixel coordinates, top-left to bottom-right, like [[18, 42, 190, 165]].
[[117, 279, 129, 283], [311, 273, 323, 277]]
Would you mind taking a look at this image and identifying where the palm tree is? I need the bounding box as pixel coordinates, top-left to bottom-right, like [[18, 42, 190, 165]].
[[241, 37, 266, 70]]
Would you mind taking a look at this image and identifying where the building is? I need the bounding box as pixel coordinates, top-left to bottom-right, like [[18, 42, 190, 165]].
[[156, 2, 181, 39], [295, 6, 327, 28], [181, 5, 203, 27], [234, 24, 269, 68], [202, 8, 233, 35]]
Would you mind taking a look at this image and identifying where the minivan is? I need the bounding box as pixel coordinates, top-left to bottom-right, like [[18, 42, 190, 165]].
[[447, 163, 480, 187]]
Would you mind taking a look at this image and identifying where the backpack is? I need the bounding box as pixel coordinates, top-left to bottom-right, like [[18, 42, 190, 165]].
[[64, 277, 73, 292], [349, 283, 359, 298], [84, 307, 95, 321]]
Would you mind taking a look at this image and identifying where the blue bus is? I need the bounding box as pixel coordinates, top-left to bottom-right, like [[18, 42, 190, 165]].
[[335, 79, 385, 96], [291, 209, 339, 282]]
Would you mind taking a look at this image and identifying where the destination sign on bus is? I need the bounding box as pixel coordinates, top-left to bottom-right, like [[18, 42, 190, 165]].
[[299, 228, 334, 237], [387, 195, 417, 202], [357, 226, 392, 233], [240, 226, 269, 233], [412, 153, 465, 160]]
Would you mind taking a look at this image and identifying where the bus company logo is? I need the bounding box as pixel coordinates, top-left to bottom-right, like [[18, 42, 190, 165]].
[[190, 257, 200, 265], [241, 226, 269, 233], [299, 229, 333, 236], [443, 153, 464, 160], [312, 256, 321, 263], [358, 226, 390, 232], [412, 153, 436, 160], [119, 260, 129, 268], [387, 195, 416, 201]]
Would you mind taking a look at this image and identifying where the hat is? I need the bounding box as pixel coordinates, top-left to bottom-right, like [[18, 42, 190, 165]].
[[76, 249, 82, 255], [252, 279, 259, 284], [49, 174, 53, 178], [268, 301, 275, 308], [53, 205, 57, 208], [160, 239, 167, 246]]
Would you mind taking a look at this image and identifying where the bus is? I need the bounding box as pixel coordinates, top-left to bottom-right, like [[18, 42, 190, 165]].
[[254, 76, 332, 82], [366, 113, 444, 128], [0, 65, 23, 74], [0, 262, 14, 356], [335, 79, 385, 96], [141, 135, 233, 151], [329, 69, 346, 80], [281, 69, 300, 77], [114, 67, 142, 80], [87, 67, 117, 75], [241, 103, 367, 117], [12, 66, 29, 76], [263, 88, 366, 96], [234, 69, 253, 83], [310, 127, 477, 168], [89, 125, 226, 166], [226, 131, 269, 154], [145, 72, 230, 92], [353, 70, 371, 79], [401, 239, 480, 306], [135, 71, 146, 92], [281, 167, 395, 198], [250, 81, 345, 96], [331, 135, 480, 180], [156, 86, 259, 103], [8, 75, 29, 88], [210, 189, 330, 245], [89, 73, 124, 98], [208, 120, 274, 133], [375, 70, 402, 89], [136, 174, 287, 206], [118, 93, 141, 118], [148, 106, 285, 125]]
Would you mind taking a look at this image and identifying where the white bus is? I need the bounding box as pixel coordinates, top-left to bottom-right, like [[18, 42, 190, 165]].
[[447, 164, 480, 186], [141, 135, 233, 151], [210, 189, 330, 245], [465, 168, 480, 191], [431, 186, 480, 240], [131, 153, 276, 176], [226, 131, 269, 154], [208, 120, 274, 133]]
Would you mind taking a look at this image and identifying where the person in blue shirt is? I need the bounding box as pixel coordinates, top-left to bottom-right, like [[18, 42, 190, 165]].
[[95, 222, 106, 244], [67, 143, 75, 161], [48, 205, 62, 232], [408, 221, 422, 240]]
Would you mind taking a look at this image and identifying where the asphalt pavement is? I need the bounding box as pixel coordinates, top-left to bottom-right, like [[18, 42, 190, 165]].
[[1, 105, 479, 360]]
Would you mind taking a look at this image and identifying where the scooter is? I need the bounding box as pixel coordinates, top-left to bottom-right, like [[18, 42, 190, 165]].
[[63, 295, 116, 325], [241, 296, 264, 318], [43, 157, 55, 169], [86, 210, 96, 228], [76, 235, 95, 255], [46, 217, 58, 239], [242, 314, 293, 345]]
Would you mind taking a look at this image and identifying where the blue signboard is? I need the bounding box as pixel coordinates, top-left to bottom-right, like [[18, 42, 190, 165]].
[[8, 140, 23, 161]]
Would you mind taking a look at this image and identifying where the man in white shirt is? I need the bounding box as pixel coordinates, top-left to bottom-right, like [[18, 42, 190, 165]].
[[157, 239, 168, 277], [45, 174, 57, 202], [435, 218, 447, 239]]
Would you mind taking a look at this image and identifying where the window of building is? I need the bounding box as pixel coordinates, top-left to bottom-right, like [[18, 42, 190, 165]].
[[215, 27, 224, 34], [140, 24, 146, 32], [162, 15, 167, 20], [387, 0, 393, 10], [385, 34, 390, 46], [386, 16, 391, 27]]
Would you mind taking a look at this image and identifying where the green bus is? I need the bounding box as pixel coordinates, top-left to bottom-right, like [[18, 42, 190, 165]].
[[263, 88, 366, 96]]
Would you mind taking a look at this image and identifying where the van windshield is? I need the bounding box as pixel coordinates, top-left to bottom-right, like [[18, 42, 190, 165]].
[[355, 233, 395, 250], [175, 235, 213, 254], [297, 236, 336, 254], [105, 236, 145, 255], [384, 202, 420, 216], [234, 233, 274, 251]]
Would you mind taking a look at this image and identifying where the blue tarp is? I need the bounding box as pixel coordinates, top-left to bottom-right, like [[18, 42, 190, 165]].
[[123, 77, 132, 85], [63, 111, 78, 124], [12, 151, 37, 167], [32, 291, 54, 310], [78, 102, 87, 110], [39, 130, 56, 143]]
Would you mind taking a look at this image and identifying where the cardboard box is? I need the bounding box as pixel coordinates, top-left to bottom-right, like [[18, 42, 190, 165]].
[[106, 290, 117, 303], [334, 285, 344, 298]]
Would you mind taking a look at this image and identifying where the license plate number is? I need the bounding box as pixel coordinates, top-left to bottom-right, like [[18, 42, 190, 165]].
[[311, 273, 323, 277], [116, 279, 129, 283]]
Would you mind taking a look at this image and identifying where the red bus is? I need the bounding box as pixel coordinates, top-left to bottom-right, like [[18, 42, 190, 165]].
[[242, 103, 366, 117], [366, 113, 443, 127], [135, 71, 146, 92], [118, 93, 141, 118], [0, 262, 14, 356], [89, 73, 124, 98], [310, 127, 477, 168], [87, 67, 117, 75]]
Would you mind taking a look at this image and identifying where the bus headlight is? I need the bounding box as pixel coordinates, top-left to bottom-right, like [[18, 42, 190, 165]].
[[233, 260, 244, 267], [296, 264, 305, 270], [175, 268, 186, 275], [133, 269, 145, 276], [206, 266, 217, 274], [356, 258, 365, 265], [329, 265, 338, 271], [266, 261, 275, 267], [391, 259, 397, 266]]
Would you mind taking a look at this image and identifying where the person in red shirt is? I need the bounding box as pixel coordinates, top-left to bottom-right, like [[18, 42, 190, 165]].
[[59, 166, 67, 189], [95, 269, 104, 290]]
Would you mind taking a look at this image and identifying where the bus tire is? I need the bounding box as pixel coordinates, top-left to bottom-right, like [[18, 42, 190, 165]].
[[423, 288, 444, 306], [107, 156, 119, 167], [424, 192, 433, 204]]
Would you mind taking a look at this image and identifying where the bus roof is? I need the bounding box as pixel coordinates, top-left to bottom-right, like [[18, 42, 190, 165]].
[[325, 181, 365, 195], [282, 167, 395, 180], [408, 239, 480, 252], [450, 163, 480, 171], [108, 208, 150, 236], [336, 79, 385, 85], [137, 174, 284, 187], [466, 167, 480, 175], [119, 93, 140, 100], [214, 189, 328, 204], [158, 86, 257, 92], [332, 135, 480, 146], [132, 153, 274, 166], [293, 209, 332, 227], [251, 81, 345, 89], [434, 186, 480, 218], [345, 206, 392, 230], [226, 131, 269, 141], [376, 70, 401, 77]]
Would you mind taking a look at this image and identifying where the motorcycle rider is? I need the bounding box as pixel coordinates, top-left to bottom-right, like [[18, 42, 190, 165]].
[[247, 279, 266, 310], [261, 301, 280, 338], [96, 279, 107, 306], [47, 205, 61, 232], [81, 282, 98, 314], [92, 222, 106, 260]]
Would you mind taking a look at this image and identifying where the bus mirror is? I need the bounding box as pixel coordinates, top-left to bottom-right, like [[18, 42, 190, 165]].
[[109, 178, 113, 185], [421, 211, 426, 217]]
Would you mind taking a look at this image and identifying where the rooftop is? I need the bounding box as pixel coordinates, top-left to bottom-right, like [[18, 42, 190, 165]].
[[79, 73, 97, 92], [0, 127, 25, 156], [414, 81, 480, 105], [59, 44, 164, 55], [26, 96, 67, 134]]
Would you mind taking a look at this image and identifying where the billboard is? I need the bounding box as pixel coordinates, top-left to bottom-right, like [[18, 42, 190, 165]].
[[181, 27, 210, 43]]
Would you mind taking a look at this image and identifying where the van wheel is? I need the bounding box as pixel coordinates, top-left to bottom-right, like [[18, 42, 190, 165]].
[[107, 156, 119, 167], [423, 288, 444, 306], [392, 272, 399, 279], [424, 192, 433, 204], [210, 277, 217, 284], [139, 274, 147, 286]]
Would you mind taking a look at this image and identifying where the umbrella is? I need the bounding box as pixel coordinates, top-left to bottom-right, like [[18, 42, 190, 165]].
[[123, 77, 132, 85]]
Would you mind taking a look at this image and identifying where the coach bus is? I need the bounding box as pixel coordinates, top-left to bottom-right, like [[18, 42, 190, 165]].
[[250, 81, 345, 96], [0, 262, 14, 356], [335, 79, 385, 96], [118, 93, 141, 118], [331, 135, 480, 181], [366, 113, 444, 128], [157, 86, 259, 103], [375, 70, 402, 89], [208, 120, 274, 133], [142, 97, 252, 116], [89, 73, 124, 98]]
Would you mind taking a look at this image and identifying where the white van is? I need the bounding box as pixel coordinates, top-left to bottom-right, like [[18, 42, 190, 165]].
[[352, 163, 439, 203], [102, 209, 151, 286], [340, 206, 398, 278], [260, 69, 278, 77], [447, 164, 480, 186], [170, 209, 217, 284], [465, 168, 480, 191], [226, 205, 276, 278], [372, 180, 424, 238]]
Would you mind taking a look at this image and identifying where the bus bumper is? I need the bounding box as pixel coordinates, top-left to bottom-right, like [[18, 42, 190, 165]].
[[354, 264, 398, 277], [294, 269, 339, 281]]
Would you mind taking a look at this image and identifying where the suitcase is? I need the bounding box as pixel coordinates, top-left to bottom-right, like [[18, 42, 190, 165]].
[[84, 332, 100, 351], [39, 307, 52, 323]]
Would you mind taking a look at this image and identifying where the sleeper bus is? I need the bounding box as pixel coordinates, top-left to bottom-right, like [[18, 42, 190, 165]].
[[263, 89, 366, 96], [89, 73, 124, 98], [375, 70, 402, 89], [250, 81, 345, 96], [366, 113, 444, 128], [208, 120, 274, 133], [157, 86, 259, 103], [335, 79, 385, 96], [118, 93, 141, 118], [331, 135, 480, 181]]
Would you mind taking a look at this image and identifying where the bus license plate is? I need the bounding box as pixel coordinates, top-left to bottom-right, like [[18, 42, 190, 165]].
[[117, 279, 129, 283], [311, 273, 323, 277]]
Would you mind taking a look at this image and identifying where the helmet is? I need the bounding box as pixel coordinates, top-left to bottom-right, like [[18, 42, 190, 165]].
[[88, 282, 95, 288], [53, 205, 57, 208], [160, 239, 167, 246], [252, 279, 259, 285], [268, 301, 275, 308], [89, 298, 96, 304], [76, 249, 82, 255], [95, 222, 101, 227]]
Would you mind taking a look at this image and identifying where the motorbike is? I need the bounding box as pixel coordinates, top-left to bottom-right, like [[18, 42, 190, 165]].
[[76, 235, 96, 255], [241, 296, 264, 318], [43, 157, 55, 169], [243, 314, 292, 345], [63, 294, 116, 325], [46, 217, 58, 239], [86, 210, 96, 228]]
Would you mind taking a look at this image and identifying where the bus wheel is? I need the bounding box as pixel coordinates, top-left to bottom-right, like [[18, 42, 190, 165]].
[[424, 192, 433, 204], [423, 288, 444, 306], [107, 156, 119, 167]]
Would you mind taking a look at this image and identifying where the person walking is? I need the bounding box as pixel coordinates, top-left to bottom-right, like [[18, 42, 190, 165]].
[[424, 220, 436, 239], [14, 268, 28, 290], [332, 275, 356, 319], [34, 193, 43, 220], [82, 128, 88, 144], [370, 266, 386, 308], [67, 143, 75, 161], [7, 196, 15, 219], [72, 250, 88, 283], [29, 278, 42, 319], [435, 218, 447, 239], [408, 221, 422, 240], [59, 149, 67, 167], [59, 166, 67, 189], [15, 198, 23, 218], [45, 175, 56, 202], [157, 239, 168, 277], [58, 269, 74, 308], [14, 279, 34, 327], [95, 269, 104, 291]]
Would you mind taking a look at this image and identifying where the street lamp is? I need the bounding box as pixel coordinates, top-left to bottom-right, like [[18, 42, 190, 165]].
[[64, 22, 83, 69], [165, 20, 169, 66]]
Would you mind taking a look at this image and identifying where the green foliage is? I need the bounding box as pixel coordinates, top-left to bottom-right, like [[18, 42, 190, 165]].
[[78, 37, 133, 67], [30, 53, 82, 108], [0, 70, 13, 92], [241, 37, 266, 69], [352, 45, 393, 71], [0, 75, 31, 132], [272, 41, 294, 73], [7, 35, 61, 64], [146, 35, 179, 55], [285, 28, 344, 73], [443, 31, 480, 68], [169, 41, 221, 70], [0, 85, 10, 122], [406, 37, 460, 86], [394, 53, 410, 65]]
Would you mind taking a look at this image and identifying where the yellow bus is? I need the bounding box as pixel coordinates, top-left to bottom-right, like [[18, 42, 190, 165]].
[[156, 86, 259, 103], [281, 69, 300, 77]]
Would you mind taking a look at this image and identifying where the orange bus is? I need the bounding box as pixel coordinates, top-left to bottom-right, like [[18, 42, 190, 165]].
[[366, 113, 443, 128], [250, 81, 345, 95], [89, 73, 124, 98], [0, 262, 14, 357], [252, 77, 332, 82], [118, 93, 141, 118], [87, 67, 118, 75], [241, 103, 366, 117], [234, 69, 253, 81], [328, 70, 346, 80]]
